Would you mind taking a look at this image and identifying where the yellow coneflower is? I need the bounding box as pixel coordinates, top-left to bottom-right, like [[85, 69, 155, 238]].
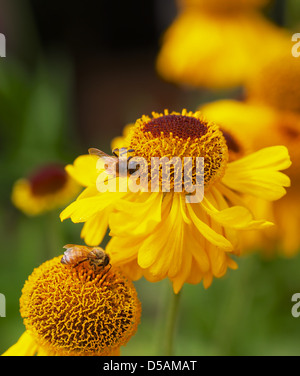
[[60, 110, 291, 292], [156, 0, 290, 89], [11, 164, 81, 216], [200, 97, 300, 256], [2, 252, 141, 356]]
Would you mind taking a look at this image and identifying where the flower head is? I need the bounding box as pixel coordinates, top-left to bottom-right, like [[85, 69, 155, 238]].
[[156, 4, 290, 89], [60, 110, 291, 292], [127, 110, 228, 189], [11, 164, 81, 216], [3, 253, 141, 356]]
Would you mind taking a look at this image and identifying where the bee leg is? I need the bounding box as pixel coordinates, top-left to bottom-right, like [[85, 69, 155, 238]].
[[72, 258, 88, 268], [102, 264, 112, 275]]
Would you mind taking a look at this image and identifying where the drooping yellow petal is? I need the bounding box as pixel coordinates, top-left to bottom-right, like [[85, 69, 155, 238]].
[[187, 204, 233, 251], [222, 146, 291, 200], [81, 210, 110, 246], [60, 191, 125, 223], [136, 194, 192, 284], [109, 193, 163, 237], [65, 154, 100, 187], [201, 189, 273, 230], [2, 331, 38, 356], [172, 247, 192, 294], [207, 242, 228, 278]]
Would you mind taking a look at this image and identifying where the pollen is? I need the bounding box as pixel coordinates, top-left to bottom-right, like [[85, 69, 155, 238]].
[[20, 257, 141, 356], [128, 110, 228, 189]]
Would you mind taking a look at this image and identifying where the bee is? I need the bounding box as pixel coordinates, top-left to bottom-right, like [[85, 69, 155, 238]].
[[89, 147, 138, 177], [61, 244, 111, 273]]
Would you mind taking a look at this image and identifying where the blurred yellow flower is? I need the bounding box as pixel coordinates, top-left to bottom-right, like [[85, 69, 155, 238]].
[[60, 110, 291, 292], [156, 1, 290, 89], [11, 164, 81, 216], [247, 52, 300, 114], [201, 98, 300, 256], [2, 254, 141, 356]]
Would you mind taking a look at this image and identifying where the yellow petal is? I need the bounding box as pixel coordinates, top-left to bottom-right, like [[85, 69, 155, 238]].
[[106, 235, 141, 264], [222, 146, 291, 201], [207, 242, 227, 278], [65, 154, 99, 187], [2, 331, 38, 356], [60, 191, 124, 223], [81, 210, 110, 246], [187, 204, 233, 251], [171, 248, 192, 294], [201, 190, 273, 230], [109, 193, 163, 237], [138, 194, 185, 279]]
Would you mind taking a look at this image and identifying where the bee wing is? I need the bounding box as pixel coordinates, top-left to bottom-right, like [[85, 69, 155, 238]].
[[89, 148, 118, 175], [63, 244, 90, 255], [88, 148, 112, 158], [63, 244, 79, 250]]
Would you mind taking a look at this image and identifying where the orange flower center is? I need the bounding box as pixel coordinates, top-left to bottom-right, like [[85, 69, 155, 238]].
[[20, 256, 141, 356], [128, 111, 228, 189]]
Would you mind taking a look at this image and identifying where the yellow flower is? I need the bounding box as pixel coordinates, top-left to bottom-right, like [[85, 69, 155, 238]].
[[60, 110, 291, 292], [201, 99, 300, 256], [2, 253, 141, 356], [11, 164, 81, 216], [247, 51, 300, 114], [156, 4, 290, 89]]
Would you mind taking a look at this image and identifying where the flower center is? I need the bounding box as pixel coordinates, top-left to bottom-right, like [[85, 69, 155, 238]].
[[128, 111, 228, 190], [29, 165, 67, 196], [20, 256, 141, 356], [143, 114, 208, 139]]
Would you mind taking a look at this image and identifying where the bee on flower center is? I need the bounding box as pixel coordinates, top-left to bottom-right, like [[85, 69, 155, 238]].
[[61, 244, 111, 273], [89, 147, 139, 177]]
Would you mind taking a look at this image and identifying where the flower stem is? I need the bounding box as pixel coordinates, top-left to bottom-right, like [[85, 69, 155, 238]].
[[162, 286, 182, 356]]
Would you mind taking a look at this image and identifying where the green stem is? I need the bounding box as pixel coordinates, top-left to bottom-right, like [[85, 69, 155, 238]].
[[162, 287, 182, 356]]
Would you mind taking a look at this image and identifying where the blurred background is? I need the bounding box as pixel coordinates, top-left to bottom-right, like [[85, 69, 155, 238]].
[[1, 0, 300, 356]]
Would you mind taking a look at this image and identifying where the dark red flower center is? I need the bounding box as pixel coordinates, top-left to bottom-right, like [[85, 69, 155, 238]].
[[221, 129, 240, 153], [29, 165, 67, 196], [143, 115, 208, 139]]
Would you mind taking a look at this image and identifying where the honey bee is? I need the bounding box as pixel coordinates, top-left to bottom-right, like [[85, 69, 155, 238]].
[[89, 147, 138, 177], [61, 244, 111, 273]]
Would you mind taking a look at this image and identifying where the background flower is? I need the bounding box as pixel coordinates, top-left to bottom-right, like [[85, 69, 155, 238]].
[[11, 164, 81, 216], [156, 0, 290, 89]]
